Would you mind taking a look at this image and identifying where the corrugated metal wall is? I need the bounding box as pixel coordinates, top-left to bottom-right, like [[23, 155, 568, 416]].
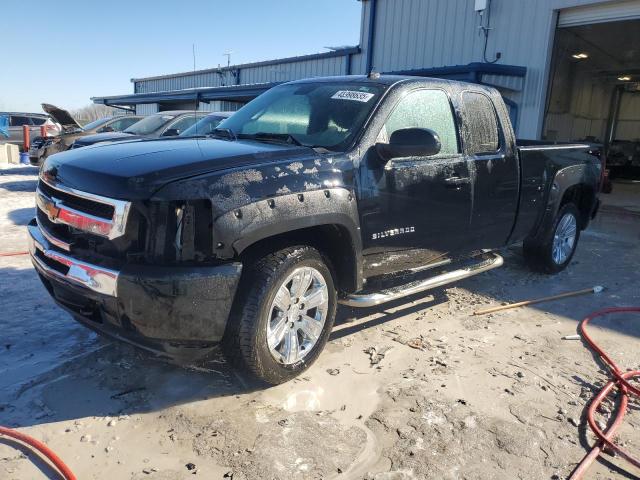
[[135, 103, 159, 115], [240, 56, 347, 84], [352, 0, 560, 138], [134, 55, 350, 94], [354, 0, 624, 138]]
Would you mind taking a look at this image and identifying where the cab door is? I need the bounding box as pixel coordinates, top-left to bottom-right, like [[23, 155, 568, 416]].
[[357, 88, 473, 277], [459, 91, 519, 250]]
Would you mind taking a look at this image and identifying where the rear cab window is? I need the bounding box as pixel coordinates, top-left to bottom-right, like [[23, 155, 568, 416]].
[[461, 92, 501, 155]]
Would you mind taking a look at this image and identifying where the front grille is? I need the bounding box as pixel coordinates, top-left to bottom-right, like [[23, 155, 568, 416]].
[[35, 176, 131, 243], [39, 180, 114, 219], [36, 208, 74, 247], [35, 249, 70, 275]]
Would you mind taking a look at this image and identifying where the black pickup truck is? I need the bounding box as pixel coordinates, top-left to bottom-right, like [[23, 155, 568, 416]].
[[29, 75, 601, 384]]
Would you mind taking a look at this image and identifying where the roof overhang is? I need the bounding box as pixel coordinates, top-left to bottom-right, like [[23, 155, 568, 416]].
[[92, 82, 280, 107]]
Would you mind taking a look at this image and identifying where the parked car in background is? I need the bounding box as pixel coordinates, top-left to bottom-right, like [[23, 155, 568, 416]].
[[29, 104, 143, 165], [607, 139, 640, 179], [0, 112, 61, 150], [179, 111, 234, 137], [70, 111, 207, 148]]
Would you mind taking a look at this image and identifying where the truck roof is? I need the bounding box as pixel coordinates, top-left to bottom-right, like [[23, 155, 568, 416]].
[[285, 74, 487, 90]]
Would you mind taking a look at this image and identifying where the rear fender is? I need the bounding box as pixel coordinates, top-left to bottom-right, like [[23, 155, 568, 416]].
[[531, 163, 598, 240]]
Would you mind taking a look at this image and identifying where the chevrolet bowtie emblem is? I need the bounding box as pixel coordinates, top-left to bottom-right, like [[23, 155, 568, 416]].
[[44, 201, 60, 222]]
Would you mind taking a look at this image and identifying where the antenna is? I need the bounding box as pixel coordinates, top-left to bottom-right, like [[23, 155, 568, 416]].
[[223, 51, 233, 87], [193, 44, 198, 134], [223, 51, 232, 69]]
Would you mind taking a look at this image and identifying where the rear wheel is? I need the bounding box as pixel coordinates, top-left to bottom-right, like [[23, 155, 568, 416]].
[[223, 245, 336, 384], [524, 203, 581, 274]]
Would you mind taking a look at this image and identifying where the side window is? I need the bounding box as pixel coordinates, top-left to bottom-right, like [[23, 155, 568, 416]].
[[120, 117, 141, 129], [30, 116, 47, 126], [165, 116, 198, 135], [10, 116, 31, 127], [462, 92, 500, 154], [382, 89, 459, 156], [107, 118, 134, 131]]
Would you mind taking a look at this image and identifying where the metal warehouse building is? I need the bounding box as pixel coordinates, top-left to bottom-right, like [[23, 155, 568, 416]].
[[94, 0, 640, 150]]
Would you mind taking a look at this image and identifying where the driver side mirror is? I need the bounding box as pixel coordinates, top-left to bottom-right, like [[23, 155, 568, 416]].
[[97, 126, 114, 133], [375, 128, 441, 162], [162, 128, 180, 137]]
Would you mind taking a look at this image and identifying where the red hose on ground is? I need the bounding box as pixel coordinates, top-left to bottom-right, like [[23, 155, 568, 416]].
[[0, 251, 29, 257], [0, 426, 77, 480], [569, 307, 640, 479]]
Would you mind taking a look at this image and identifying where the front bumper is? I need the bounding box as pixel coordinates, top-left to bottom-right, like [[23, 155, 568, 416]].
[[28, 220, 243, 358]]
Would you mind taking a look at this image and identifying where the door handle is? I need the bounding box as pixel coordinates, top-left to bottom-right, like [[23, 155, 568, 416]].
[[443, 176, 471, 188]]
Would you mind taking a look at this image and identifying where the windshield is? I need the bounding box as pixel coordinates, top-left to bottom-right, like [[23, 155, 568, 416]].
[[124, 114, 176, 135], [180, 115, 228, 137], [217, 82, 385, 151], [81, 117, 111, 130]]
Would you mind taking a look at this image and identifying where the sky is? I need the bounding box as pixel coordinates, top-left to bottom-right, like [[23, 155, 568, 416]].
[[0, 0, 362, 113]]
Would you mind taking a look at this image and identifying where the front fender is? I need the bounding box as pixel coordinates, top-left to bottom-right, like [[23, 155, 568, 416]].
[[212, 187, 361, 256]]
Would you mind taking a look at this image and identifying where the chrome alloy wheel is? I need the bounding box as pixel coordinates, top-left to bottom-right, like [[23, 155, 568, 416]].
[[552, 212, 577, 265], [266, 266, 329, 365]]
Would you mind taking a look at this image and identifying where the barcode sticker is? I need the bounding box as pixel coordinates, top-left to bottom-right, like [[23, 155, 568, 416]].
[[331, 90, 375, 102]]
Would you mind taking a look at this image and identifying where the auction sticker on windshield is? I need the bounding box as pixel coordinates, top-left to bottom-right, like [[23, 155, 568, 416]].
[[331, 90, 375, 102]]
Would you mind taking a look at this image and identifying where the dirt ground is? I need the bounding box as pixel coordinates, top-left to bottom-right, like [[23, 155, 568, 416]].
[[1, 165, 639, 480]]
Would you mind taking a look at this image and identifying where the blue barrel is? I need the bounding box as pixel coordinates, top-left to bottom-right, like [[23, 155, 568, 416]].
[[20, 152, 30, 165]]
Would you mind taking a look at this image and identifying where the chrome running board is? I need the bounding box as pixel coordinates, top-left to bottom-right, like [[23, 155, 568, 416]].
[[339, 253, 504, 308]]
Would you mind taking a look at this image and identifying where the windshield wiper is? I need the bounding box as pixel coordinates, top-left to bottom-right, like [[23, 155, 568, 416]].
[[208, 128, 237, 141], [237, 132, 303, 146]]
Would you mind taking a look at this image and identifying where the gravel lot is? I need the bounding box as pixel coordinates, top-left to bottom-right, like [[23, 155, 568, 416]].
[[1, 165, 639, 480]]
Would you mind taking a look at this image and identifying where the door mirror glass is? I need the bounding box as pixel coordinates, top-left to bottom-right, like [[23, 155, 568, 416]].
[[376, 127, 441, 161], [162, 128, 180, 137]]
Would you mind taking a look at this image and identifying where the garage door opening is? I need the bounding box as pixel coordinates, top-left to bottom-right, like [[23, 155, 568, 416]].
[[543, 19, 640, 183]]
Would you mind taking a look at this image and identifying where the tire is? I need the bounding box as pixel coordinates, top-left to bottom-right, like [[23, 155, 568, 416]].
[[523, 203, 581, 274], [223, 245, 337, 385]]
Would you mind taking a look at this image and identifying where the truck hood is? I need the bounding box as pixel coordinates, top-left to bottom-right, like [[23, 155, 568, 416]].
[[41, 103, 82, 129], [42, 137, 316, 200]]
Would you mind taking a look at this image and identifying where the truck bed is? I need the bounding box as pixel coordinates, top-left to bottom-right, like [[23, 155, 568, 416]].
[[509, 140, 601, 243]]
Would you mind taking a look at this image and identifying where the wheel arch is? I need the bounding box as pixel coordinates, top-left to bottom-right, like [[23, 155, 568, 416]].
[[237, 223, 362, 294], [529, 164, 598, 241], [212, 188, 364, 293], [559, 183, 596, 229]]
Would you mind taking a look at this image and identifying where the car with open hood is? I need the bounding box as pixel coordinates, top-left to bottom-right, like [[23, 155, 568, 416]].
[[29, 104, 143, 165], [69, 111, 206, 149], [0, 111, 61, 149]]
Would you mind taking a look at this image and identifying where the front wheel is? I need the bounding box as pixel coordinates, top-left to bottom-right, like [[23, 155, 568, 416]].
[[524, 203, 581, 274], [223, 245, 337, 384]]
